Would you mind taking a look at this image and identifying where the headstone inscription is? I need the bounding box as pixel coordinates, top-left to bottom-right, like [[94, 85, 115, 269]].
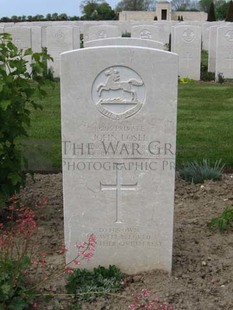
[[84, 25, 121, 43], [131, 24, 171, 45], [61, 46, 178, 274]]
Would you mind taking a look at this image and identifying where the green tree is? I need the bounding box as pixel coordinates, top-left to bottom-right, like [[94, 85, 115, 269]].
[[34, 14, 44, 21], [226, 0, 233, 21], [81, 0, 116, 20], [51, 12, 59, 20], [11, 15, 19, 22], [172, 0, 189, 11], [0, 33, 52, 207], [81, 0, 98, 19], [199, 0, 212, 12], [115, 0, 156, 11], [58, 13, 68, 20], [0, 17, 11, 22], [96, 2, 117, 19], [216, 1, 228, 19], [207, 1, 216, 20], [46, 13, 52, 20]]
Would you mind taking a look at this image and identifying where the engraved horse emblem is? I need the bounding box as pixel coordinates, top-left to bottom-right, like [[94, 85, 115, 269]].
[[97, 67, 144, 101]]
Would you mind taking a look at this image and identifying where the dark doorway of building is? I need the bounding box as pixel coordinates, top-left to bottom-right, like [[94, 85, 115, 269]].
[[161, 9, 167, 20]]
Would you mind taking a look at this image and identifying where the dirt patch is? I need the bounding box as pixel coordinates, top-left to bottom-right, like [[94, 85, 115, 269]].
[[19, 173, 233, 309]]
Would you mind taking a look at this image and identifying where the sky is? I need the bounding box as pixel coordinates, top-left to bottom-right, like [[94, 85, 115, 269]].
[[0, 0, 119, 18]]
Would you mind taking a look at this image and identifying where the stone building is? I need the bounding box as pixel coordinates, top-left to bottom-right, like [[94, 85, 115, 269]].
[[119, 1, 207, 22]]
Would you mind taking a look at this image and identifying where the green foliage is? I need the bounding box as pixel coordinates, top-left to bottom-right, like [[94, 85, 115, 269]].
[[179, 159, 225, 184], [207, 1, 216, 21], [172, 0, 200, 11], [0, 13, 80, 23], [65, 265, 123, 302], [80, 33, 84, 48], [96, 2, 117, 19], [199, 0, 212, 12], [0, 257, 35, 309], [216, 1, 228, 20], [178, 77, 194, 83], [226, 0, 233, 21], [0, 197, 49, 310], [208, 207, 233, 232], [0, 33, 52, 207], [201, 51, 215, 81], [217, 72, 224, 84], [201, 67, 215, 81], [116, 0, 156, 11], [81, 0, 117, 20], [122, 31, 131, 37]]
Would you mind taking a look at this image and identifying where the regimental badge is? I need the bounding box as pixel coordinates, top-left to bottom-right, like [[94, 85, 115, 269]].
[[92, 66, 146, 120], [182, 29, 195, 42], [225, 30, 233, 42]]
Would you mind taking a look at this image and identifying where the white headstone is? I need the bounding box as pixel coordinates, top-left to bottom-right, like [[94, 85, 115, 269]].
[[4, 26, 32, 50], [84, 37, 165, 50], [61, 46, 178, 274], [172, 25, 201, 80], [31, 27, 42, 52], [84, 25, 121, 43], [216, 26, 233, 79], [208, 26, 217, 73], [45, 26, 80, 77], [4, 27, 32, 72], [131, 23, 171, 45], [201, 22, 211, 51]]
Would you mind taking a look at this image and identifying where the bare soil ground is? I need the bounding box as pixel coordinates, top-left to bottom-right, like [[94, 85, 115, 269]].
[[19, 173, 233, 310]]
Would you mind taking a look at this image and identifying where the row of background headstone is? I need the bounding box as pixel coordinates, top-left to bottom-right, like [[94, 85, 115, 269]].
[[1, 21, 232, 79]]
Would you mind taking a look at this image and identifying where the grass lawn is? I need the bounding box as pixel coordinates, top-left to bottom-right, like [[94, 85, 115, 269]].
[[23, 82, 61, 170], [177, 81, 233, 167], [24, 80, 233, 170]]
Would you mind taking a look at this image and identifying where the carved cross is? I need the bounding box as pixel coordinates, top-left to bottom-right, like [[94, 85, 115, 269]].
[[100, 164, 138, 223], [184, 52, 192, 69]]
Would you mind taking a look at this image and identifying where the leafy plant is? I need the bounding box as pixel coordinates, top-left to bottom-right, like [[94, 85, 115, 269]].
[[179, 159, 225, 184], [80, 33, 84, 48], [0, 258, 35, 310], [129, 289, 174, 310], [208, 207, 233, 232], [217, 72, 224, 84], [122, 31, 131, 37], [65, 265, 124, 302], [0, 196, 97, 309], [200, 50, 215, 81], [0, 197, 47, 310], [0, 33, 52, 208], [178, 77, 194, 84], [201, 64, 215, 81]]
